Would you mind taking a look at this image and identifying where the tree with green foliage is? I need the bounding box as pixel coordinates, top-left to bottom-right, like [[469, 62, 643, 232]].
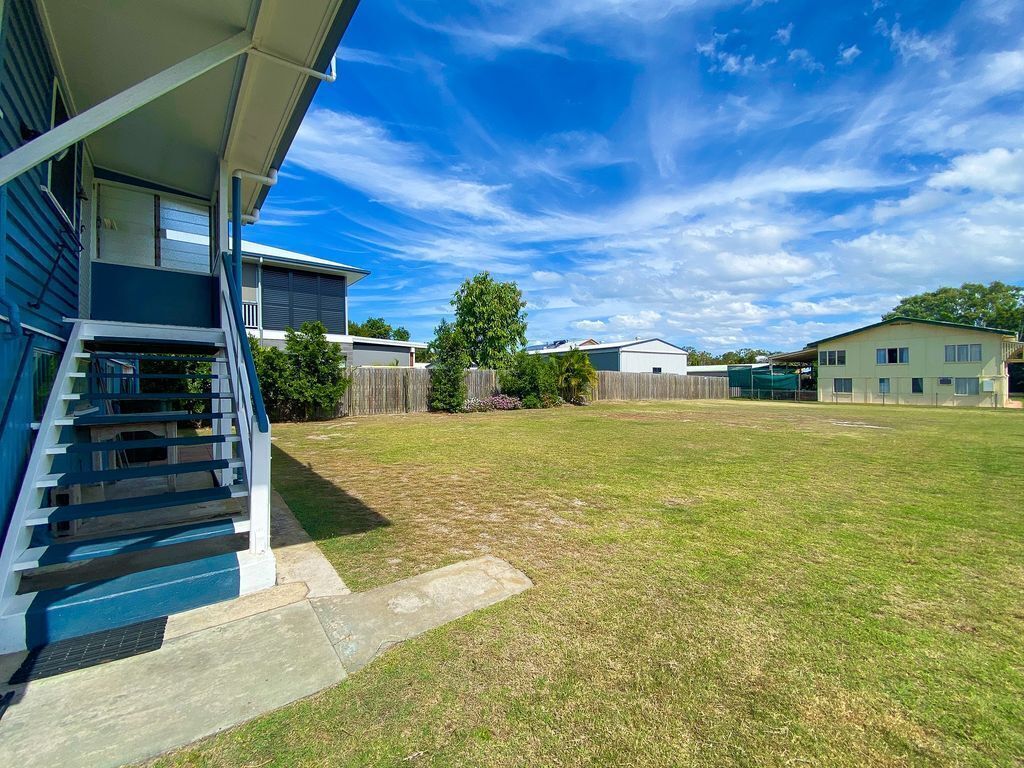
[[680, 346, 714, 366], [451, 272, 527, 369], [553, 347, 598, 404], [498, 350, 559, 408], [248, 337, 292, 418], [249, 321, 349, 420], [429, 320, 470, 412], [718, 348, 773, 365], [348, 316, 411, 341], [285, 321, 349, 419], [884, 281, 1024, 334]]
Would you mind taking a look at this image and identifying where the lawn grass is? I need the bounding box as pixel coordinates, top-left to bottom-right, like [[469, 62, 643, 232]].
[[155, 400, 1024, 767]]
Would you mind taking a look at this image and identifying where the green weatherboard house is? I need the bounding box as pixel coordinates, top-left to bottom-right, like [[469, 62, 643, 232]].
[[774, 316, 1023, 408]]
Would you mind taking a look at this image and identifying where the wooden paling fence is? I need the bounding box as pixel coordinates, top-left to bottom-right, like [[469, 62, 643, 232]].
[[341, 368, 726, 417], [592, 371, 728, 402]]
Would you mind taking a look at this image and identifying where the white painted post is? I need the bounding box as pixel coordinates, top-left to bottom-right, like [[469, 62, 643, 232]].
[[249, 429, 271, 555], [213, 161, 233, 485]]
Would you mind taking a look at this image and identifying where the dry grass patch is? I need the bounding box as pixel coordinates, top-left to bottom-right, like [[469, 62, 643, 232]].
[[155, 400, 1024, 768]]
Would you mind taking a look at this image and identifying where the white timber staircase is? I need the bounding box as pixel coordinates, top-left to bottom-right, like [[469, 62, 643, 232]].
[[0, 264, 274, 652]]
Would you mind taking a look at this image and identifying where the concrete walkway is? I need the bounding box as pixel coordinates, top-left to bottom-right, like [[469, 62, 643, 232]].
[[0, 493, 531, 768]]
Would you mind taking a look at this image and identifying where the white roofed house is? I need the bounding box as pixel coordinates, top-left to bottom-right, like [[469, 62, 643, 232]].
[[528, 338, 689, 375], [239, 241, 427, 367], [0, 0, 361, 653]]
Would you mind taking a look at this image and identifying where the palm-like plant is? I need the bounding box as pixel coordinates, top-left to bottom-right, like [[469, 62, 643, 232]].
[[554, 347, 598, 404]]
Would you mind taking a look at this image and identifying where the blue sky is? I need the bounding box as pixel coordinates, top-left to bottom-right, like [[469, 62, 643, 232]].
[[249, 0, 1024, 352]]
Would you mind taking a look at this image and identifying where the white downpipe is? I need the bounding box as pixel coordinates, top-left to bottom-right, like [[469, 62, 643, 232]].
[[230, 168, 276, 226]]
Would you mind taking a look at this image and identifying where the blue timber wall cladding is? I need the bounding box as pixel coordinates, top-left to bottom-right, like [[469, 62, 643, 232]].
[[0, 0, 82, 538], [90, 262, 219, 327]]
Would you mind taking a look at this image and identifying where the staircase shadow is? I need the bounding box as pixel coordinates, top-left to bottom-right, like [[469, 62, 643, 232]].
[[271, 445, 390, 541]]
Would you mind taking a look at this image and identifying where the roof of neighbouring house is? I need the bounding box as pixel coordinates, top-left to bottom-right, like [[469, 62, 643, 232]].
[[687, 364, 770, 373], [241, 241, 370, 285], [807, 316, 1019, 346], [351, 335, 428, 350], [529, 338, 689, 355], [770, 315, 1020, 363]]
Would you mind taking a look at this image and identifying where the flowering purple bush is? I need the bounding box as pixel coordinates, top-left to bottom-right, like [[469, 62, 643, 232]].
[[461, 394, 522, 412], [488, 393, 522, 410]]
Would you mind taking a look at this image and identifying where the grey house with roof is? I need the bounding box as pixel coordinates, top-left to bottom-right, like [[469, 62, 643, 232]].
[[240, 241, 426, 367]]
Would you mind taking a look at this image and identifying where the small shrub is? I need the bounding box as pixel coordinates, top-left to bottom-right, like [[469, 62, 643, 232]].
[[521, 394, 542, 410], [488, 394, 522, 410], [429, 319, 470, 412], [462, 394, 522, 412], [499, 351, 558, 405]]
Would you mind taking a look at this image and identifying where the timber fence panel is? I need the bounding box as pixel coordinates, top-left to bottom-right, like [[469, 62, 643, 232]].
[[340, 368, 726, 417], [593, 371, 727, 401]]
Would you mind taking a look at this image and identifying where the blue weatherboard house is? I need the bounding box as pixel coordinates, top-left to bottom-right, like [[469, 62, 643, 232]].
[[0, 0, 360, 652]]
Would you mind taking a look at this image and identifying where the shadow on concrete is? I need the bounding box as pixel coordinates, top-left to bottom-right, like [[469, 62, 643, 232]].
[[271, 445, 390, 541]]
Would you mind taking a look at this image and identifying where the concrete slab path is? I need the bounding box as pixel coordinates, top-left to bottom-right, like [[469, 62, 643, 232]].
[[0, 496, 531, 768]]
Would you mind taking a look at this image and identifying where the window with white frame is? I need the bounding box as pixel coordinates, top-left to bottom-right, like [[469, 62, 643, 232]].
[[944, 343, 982, 363], [875, 347, 909, 364], [878, 378, 890, 394], [954, 377, 980, 396], [911, 377, 924, 394], [833, 377, 853, 394], [818, 349, 846, 366]]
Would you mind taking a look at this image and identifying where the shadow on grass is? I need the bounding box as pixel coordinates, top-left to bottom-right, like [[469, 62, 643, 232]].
[[271, 444, 390, 540]]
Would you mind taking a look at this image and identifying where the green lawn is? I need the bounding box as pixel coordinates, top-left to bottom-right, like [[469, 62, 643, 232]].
[[157, 400, 1024, 767]]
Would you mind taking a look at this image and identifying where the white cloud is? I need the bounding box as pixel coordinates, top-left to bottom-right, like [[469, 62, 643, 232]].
[[875, 19, 951, 63], [574, 319, 607, 331], [773, 23, 793, 46], [837, 44, 861, 65], [788, 48, 823, 72], [927, 148, 1024, 194], [290, 109, 512, 221]]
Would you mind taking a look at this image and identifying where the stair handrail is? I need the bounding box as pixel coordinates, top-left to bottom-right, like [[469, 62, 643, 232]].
[[217, 251, 271, 556], [218, 251, 269, 433]]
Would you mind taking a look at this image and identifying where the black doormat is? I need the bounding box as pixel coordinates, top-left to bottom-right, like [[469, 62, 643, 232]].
[[8, 617, 168, 684]]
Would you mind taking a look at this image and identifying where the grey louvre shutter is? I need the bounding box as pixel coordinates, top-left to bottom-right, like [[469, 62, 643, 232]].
[[262, 266, 291, 330], [290, 271, 319, 328], [318, 274, 346, 333]]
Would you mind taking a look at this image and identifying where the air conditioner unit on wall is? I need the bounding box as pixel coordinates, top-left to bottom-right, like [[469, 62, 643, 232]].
[[938, 377, 952, 386], [982, 380, 995, 392]]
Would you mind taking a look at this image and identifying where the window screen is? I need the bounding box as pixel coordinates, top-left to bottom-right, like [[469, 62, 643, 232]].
[[261, 266, 346, 334]]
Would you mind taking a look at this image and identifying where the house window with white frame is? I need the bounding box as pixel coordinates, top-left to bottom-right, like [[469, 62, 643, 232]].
[[944, 344, 982, 363], [878, 377, 890, 394], [833, 377, 853, 394], [954, 377, 980, 396]]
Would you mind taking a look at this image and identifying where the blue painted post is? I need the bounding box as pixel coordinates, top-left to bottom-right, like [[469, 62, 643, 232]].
[[231, 175, 242, 295]]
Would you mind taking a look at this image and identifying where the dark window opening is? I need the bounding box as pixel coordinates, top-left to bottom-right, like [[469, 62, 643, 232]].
[[912, 378, 924, 394], [652, 367, 662, 374], [49, 85, 78, 227]]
